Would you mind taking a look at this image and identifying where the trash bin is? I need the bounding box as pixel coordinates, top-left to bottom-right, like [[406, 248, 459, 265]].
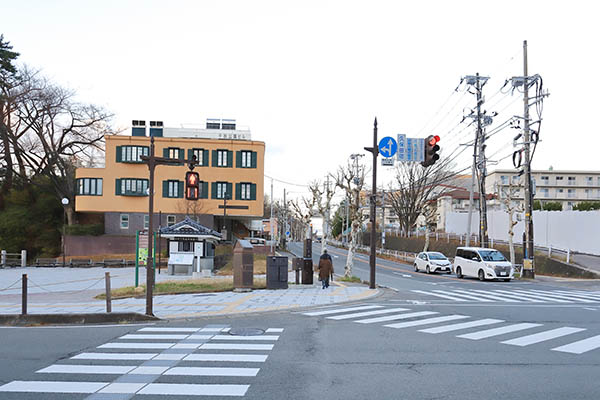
[[302, 257, 313, 284], [303, 238, 312, 258], [233, 240, 254, 290], [267, 256, 288, 289]]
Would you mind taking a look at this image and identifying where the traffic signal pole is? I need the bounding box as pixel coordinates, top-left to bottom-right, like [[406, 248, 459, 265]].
[[522, 40, 535, 279], [364, 118, 378, 290]]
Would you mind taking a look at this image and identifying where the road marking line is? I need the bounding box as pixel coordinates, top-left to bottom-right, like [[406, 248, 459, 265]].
[[526, 290, 599, 303], [99, 382, 147, 393], [98, 342, 174, 349], [165, 367, 260, 377], [138, 383, 249, 396], [183, 354, 269, 362], [265, 328, 284, 333], [37, 365, 136, 374], [457, 323, 542, 340], [419, 318, 505, 334], [119, 334, 190, 340], [138, 327, 200, 332], [485, 290, 544, 303], [326, 307, 410, 320], [302, 305, 383, 316], [496, 290, 572, 303], [454, 290, 521, 302], [411, 290, 468, 302], [502, 327, 586, 346], [356, 311, 439, 324], [385, 315, 469, 329], [200, 343, 274, 351], [432, 290, 495, 302], [71, 352, 157, 360], [0, 380, 108, 393], [185, 335, 214, 340], [552, 334, 600, 354], [210, 335, 279, 341], [153, 353, 187, 360], [129, 366, 170, 374]]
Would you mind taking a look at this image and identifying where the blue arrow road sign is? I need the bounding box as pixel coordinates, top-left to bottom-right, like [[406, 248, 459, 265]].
[[378, 136, 397, 158]]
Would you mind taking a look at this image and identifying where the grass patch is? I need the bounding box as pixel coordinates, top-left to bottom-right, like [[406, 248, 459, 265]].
[[95, 277, 267, 299], [339, 275, 362, 283], [216, 254, 267, 275]]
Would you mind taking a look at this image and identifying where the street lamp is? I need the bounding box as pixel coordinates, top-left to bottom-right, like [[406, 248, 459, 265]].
[[61, 198, 69, 268]]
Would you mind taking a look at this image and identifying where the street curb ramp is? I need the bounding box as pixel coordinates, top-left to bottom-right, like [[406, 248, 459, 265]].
[[0, 312, 160, 326]]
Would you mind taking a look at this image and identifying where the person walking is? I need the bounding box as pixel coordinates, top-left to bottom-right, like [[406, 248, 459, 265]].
[[318, 249, 334, 289]]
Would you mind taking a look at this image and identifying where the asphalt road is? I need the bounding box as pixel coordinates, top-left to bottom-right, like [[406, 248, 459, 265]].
[[1, 244, 600, 399]]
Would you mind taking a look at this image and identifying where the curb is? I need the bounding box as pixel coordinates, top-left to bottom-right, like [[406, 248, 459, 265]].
[[0, 312, 160, 326]]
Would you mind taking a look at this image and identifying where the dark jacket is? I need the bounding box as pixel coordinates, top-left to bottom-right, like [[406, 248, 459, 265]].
[[318, 253, 334, 280]]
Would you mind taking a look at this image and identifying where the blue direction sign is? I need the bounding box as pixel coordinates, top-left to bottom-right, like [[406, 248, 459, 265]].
[[397, 134, 424, 162], [378, 136, 397, 158]]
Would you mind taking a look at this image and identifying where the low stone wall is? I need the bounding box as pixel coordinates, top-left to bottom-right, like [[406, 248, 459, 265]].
[[65, 235, 167, 256]]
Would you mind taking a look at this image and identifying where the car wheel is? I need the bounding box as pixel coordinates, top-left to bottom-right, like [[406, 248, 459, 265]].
[[414, 263, 418, 272], [426, 265, 430, 274], [478, 269, 485, 281], [456, 267, 463, 279]]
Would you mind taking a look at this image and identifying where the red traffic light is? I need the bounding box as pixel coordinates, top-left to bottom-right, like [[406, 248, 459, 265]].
[[428, 135, 440, 146], [185, 171, 200, 200]]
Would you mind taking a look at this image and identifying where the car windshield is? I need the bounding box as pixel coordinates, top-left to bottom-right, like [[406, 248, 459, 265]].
[[479, 250, 506, 262], [428, 253, 446, 260]]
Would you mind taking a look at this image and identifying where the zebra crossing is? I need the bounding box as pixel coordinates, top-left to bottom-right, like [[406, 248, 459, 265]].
[[299, 303, 600, 355], [411, 288, 600, 304], [0, 325, 283, 397]]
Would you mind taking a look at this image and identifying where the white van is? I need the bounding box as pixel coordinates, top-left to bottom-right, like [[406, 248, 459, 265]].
[[454, 247, 513, 281]]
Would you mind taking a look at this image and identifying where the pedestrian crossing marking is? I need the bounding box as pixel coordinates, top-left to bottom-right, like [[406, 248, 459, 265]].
[[552, 334, 600, 354], [411, 288, 600, 304], [164, 367, 260, 377], [502, 290, 572, 303], [411, 290, 468, 302], [139, 327, 202, 332], [200, 343, 274, 351], [72, 352, 157, 360], [356, 311, 439, 324], [457, 323, 542, 340], [98, 382, 146, 394], [454, 290, 521, 302], [0, 381, 108, 393], [37, 365, 136, 374], [138, 383, 250, 396], [326, 307, 410, 320], [385, 315, 469, 329], [419, 318, 504, 334], [183, 354, 269, 362], [119, 333, 190, 340], [432, 290, 495, 302], [502, 327, 586, 347], [302, 305, 383, 316], [211, 335, 279, 341]]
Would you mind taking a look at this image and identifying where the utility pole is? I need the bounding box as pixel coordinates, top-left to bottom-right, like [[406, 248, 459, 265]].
[[270, 178, 274, 253], [381, 190, 385, 248], [522, 40, 535, 278], [283, 188, 287, 249], [364, 118, 378, 290]]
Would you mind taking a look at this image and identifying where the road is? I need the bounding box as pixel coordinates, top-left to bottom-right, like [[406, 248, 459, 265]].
[[1, 243, 600, 399]]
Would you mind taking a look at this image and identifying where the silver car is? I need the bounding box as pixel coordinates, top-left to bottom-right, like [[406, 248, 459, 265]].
[[414, 251, 452, 274]]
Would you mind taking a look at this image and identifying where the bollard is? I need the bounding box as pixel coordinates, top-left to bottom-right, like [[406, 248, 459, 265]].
[[22, 274, 27, 315], [105, 272, 112, 313], [447, 233, 450, 243], [1, 250, 5, 268], [21, 250, 27, 267]]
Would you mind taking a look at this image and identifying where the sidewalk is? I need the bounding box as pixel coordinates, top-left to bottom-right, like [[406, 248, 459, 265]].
[[0, 266, 380, 320]]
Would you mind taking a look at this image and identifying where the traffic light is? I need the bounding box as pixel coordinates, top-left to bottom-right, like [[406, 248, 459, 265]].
[[421, 135, 440, 167], [185, 171, 200, 200]]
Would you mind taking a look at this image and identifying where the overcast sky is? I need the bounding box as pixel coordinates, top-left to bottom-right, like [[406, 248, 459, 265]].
[[3, 0, 598, 203]]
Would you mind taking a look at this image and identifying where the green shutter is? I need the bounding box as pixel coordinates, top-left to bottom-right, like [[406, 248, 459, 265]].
[[227, 182, 233, 199], [203, 149, 209, 166], [188, 149, 193, 162], [162, 180, 168, 198], [236, 151, 242, 168], [250, 183, 257, 200], [212, 150, 218, 167], [235, 183, 241, 200], [163, 148, 169, 158], [251, 151, 257, 168], [227, 151, 233, 168], [115, 179, 121, 195], [116, 146, 122, 162], [201, 181, 208, 198], [211, 182, 218, 199], [178, 181, 184, 198], [178, 149, 184, 160]]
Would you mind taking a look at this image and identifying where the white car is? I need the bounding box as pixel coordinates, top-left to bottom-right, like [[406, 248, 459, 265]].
[[414, 252, 452, 274], [454, 247, 513, 281]]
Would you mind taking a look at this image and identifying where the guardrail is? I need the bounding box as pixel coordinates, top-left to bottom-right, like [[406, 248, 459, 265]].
[[1, 250, 27, 268]]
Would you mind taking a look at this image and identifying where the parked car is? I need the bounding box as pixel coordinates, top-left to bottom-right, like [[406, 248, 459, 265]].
[[244, 237, 266, 245], [454, 247, 513, 281], [414, 251, 452, 274]]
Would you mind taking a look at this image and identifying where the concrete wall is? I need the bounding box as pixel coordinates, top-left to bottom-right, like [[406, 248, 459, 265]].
[[104, 212, 214, 235], [445, 210, 600, 255]]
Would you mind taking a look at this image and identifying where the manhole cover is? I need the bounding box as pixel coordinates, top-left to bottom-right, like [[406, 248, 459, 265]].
[[228, 328, 265, 336]]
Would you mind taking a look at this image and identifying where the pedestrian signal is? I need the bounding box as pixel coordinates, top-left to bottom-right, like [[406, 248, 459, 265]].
[[185, 171, 200, 200]]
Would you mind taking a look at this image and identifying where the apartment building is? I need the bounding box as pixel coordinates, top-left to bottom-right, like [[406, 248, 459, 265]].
[[486, 169, 600, 210], [75, 119, 265, 239]]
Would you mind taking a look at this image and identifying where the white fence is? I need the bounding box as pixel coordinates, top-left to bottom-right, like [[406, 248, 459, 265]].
[[445, 210, 600, 255]]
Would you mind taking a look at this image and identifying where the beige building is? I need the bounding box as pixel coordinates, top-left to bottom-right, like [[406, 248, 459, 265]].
[[486, 169, 600, 210], [75, 120, 265, 239]]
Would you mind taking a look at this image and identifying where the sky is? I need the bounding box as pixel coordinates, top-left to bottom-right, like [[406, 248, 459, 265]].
[[3, 0, 599, 205]]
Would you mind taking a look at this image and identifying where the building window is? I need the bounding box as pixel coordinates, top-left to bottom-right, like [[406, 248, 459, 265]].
[[587, 177, 594, 186], [241, 183, 251, 200], [120, 214, 129, 229], [557, 189, 564, 196], [568, 189, 575, 198], [597, 189, 600, 199], [556, 176, 564, 183], [511, 175, 520, 184], [217, 150, 228, 167], [191, 148, 205, 166], [168, 148, 179, 159], [217, 182, 228, 199], [500, 175, 508, 185], [144, 215, 149, 230], [567, 202, 573, 210], [118, 146, 149, 163], [238, 150, 256, 168], [117, 178, 148, 196], [540, 176, 549, 184], [178, 241, 193, 252], [541, 188, 549, 198], [167, 215, 176, 227], [568, 177, 576, 185], [585, 189, 592, 199], [77, 178, 103, 196], [165, 180, 181, 198]]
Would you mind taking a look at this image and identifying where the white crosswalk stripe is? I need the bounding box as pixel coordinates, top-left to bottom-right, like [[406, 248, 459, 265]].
[[0, 326, 283, 397], [552, 334, 600, 354], [457, 323, 542, 340], [302, 305, 383, 316], [411, 288, 600, 303], [431, 290, 495, 302], [502, 327, 586, 347], [326, 307, 410, 320], [356, 311, 439, 324], [419, 318, 504, 334], [384, 315, 469, 329], [411, 290, 468, 302]]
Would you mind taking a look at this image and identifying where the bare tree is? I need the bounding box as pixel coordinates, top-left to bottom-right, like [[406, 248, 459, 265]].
[[308, 178, 336, 255], [388, 161, 455, 235], [176, 198, 209, 222], [334, 159, 367, 277], [495, 181, 524, 268], [290, 195, 317, 241], [419, 202, 438, 252]]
